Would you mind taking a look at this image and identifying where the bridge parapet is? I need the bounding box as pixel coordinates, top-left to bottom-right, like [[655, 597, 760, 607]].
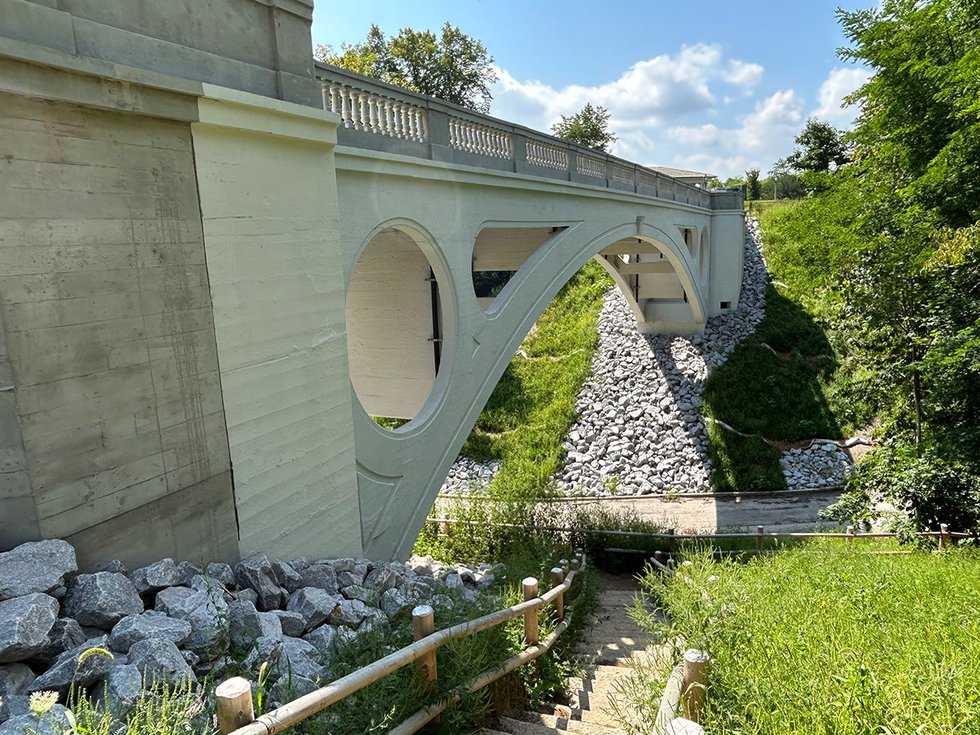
[[317, 63, 742, 212]]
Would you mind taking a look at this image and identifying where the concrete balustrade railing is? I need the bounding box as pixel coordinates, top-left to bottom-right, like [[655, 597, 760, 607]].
[[315, 62, 731, 211]]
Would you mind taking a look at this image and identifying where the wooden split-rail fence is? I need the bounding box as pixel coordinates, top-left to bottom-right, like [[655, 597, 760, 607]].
[[214, 554, 585, 735]]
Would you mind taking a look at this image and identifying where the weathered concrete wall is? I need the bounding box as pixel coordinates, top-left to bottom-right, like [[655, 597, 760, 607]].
[[0, 308, 36, 548], [192, 86, 362, 561], [0, 0, 318, 105], [0, 90, 237, 565], [346, 229, 437, 420]]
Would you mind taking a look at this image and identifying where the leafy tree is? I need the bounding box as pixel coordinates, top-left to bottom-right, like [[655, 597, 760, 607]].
[[745, 168, 762, 200], [785, 118, 849, 173], [551, 104, 617, 152], [838, 0, 980, 227], [317, 23, 497, 113]]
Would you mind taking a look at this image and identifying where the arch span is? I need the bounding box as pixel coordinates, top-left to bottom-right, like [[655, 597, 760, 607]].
[[347, 215, 710, 560]]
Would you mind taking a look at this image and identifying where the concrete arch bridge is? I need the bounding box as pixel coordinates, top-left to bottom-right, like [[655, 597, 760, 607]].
[[321, 66, 746, 559]]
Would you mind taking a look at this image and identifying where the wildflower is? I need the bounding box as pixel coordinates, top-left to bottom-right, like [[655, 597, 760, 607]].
[[29, 691, 59, 717]]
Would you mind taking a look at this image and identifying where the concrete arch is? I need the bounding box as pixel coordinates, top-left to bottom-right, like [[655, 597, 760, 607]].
[[352, 216, 709, 560]]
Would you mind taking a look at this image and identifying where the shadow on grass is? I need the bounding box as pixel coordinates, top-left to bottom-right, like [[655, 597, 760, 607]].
[[704, 285, 843, 492]]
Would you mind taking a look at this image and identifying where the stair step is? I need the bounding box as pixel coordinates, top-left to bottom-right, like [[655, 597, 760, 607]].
[[496, 716, 562, 734], [503, 713, 623, 734]]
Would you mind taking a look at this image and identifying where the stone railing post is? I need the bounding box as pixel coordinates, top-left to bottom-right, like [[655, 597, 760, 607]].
[[427, 107, 452, 162]]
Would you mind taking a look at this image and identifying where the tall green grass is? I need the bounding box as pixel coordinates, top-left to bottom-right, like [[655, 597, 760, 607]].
[[637, 544, 980, 734]]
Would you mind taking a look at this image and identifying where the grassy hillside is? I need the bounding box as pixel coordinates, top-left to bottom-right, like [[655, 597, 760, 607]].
[[461, 260, 612, 501]]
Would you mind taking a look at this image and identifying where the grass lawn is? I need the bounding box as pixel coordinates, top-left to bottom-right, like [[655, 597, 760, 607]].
[[638, 543, 980, 734]]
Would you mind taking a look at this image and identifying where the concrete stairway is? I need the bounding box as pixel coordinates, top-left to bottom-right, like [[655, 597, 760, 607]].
[[482, 573, 660, 735]]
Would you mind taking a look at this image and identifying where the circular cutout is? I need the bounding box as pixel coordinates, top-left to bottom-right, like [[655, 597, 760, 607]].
[[346, 227, 445, 423]]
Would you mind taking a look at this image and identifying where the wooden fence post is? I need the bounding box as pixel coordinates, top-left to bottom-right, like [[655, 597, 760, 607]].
[[523, 577, 539, 645], [756, 525, 764, 553], [550, 567, 565, 621], [939, 523, 950, 552], [846, 525, 855, 547], [215, 677, 255, 735], [682, 649, 710, 724], [668, 527, 676, 557], [440, 519, 450, 539], [412, 605, 438, 693]]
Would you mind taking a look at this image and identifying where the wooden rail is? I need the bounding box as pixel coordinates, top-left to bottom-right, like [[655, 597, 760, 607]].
[[216, 554, 585, 735]]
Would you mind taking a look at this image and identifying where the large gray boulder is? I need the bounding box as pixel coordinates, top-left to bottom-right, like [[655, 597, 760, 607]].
[[0, 694, 29, 724], [329, 599, 370, 628], [302, 625, 338, 658], [29, 636, 113, 694], [271, 560, 302, 593], [250, 636, 325, 685], [0, 540, 77, 602], [109, 611, 192, 653], [271, 610, 305, 638], [298, 563, 338, 595], [227, 600, 263, 652], [364, 566, 400, 592], [0, 663, 35, 697], [93, 664, 143, 716], [341, 584, 376, 605], [286, 588, 340, 633], [127, 638, 195, 685], [154, 586, 196, 615], [379, 588, 412, 621], [0, 704, 73, 735], [128, 559, 180, 595], [235, 555, 286, 612], [34, 618, 86, 666], [333, 559, 366, 589], [0, 593, 59, 663], [63, 573, 143, 630], [205, 563, 236, 589], [161, 589, 229, 655], [257, 612, 285, 640]]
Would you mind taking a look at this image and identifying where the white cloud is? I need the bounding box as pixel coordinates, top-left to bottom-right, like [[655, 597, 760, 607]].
[[491, 43, 763, 137], [662, 90, 804, 176], [724, 60, 764, 88], [488, 48, 867, 179], [812, 67, 871, 125]]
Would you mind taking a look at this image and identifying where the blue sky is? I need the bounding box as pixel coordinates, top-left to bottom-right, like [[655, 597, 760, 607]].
[[311, 2, 872, 179]]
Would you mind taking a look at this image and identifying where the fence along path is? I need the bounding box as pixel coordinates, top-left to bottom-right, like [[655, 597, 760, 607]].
[[215, 555, 585, 735], [484, 571, 670, 735]]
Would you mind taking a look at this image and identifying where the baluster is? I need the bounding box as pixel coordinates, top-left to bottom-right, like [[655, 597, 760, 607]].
[[418, 109, 429, 142], [398, 104, 412, 140], [369, 96, 380, 134], [382, 101, 392, 136]]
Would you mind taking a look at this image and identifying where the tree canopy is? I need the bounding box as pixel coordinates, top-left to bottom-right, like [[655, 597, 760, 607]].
[[550, 104, 617, 152], [785, 118, 849, 173], [316, 23, 497, 114], [764, 0, 980, 531]]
